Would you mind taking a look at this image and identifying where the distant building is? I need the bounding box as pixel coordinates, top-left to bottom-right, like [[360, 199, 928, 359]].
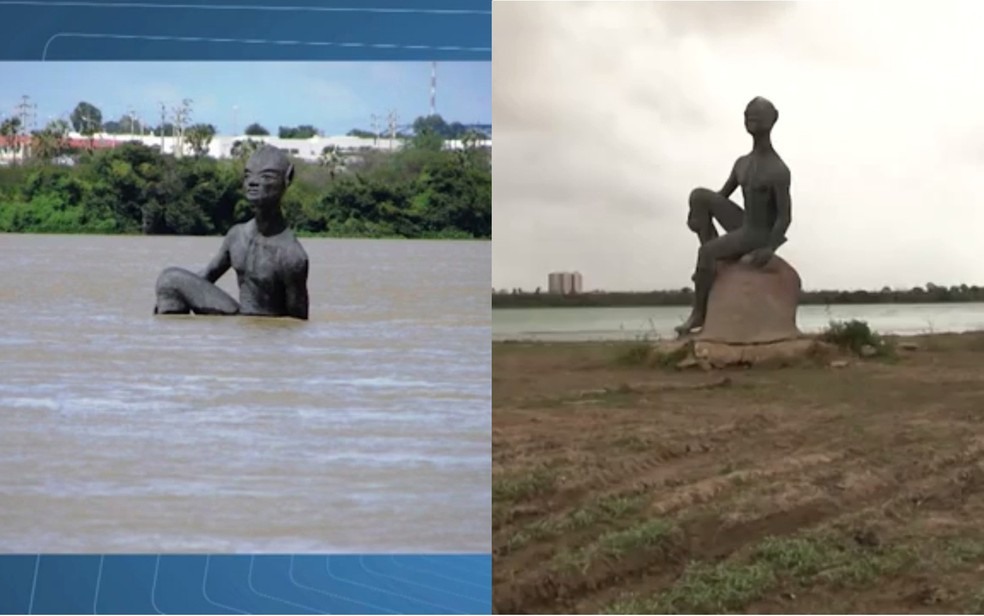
[[547, 271, 583, 295], [0, 131, 492, 165]]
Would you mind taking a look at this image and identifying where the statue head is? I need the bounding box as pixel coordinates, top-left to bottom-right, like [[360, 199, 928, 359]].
[[744, 97, 778, 137], [244, 145, 294, 209]]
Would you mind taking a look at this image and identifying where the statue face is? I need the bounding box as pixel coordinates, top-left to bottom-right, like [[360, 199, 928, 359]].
[[744, 97, 777, 136], [244, 147, 292, 207]]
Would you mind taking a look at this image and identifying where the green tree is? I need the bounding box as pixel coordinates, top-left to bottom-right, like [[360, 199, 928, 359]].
[[231, 138, 265, 162], [318, 145, 344, 180], [279, 125, 319, 139], [70, 102, 103, 135], [30, 120, 70, 162], [103, 114, 143, 135], [244, 122, 270, 136], [0, 116, 23, 162], [185, 123, 217, 157], [413, 114, 450, 138], [152, 123, 176, 137]]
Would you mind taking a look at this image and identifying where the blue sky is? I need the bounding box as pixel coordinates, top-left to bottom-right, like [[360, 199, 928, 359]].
[[0, 61, 490, 135]]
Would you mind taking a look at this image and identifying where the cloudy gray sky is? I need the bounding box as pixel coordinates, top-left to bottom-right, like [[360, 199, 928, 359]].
[[493, 1, 984, 292]]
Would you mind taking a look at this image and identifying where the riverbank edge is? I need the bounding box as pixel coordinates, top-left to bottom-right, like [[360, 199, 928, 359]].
[[0, 231, 491, 241], [492, 329, 976, 348]]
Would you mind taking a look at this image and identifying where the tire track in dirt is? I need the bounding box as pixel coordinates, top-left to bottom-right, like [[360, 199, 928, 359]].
[[496, 435, 984, 614]]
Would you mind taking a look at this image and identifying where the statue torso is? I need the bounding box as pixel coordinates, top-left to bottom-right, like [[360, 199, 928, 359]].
[[735, 152, 788, 231], [227, 221, 308, 315]]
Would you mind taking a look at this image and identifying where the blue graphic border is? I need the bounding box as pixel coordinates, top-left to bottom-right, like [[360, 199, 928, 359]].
[[0, 1, 491, 614], [0, 555, 492, 614], [0, 0, 491, 60]]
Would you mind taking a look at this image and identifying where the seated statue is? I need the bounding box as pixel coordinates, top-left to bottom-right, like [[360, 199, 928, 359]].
[[675, 96, 792, 337], [154, 145, 310, 320]]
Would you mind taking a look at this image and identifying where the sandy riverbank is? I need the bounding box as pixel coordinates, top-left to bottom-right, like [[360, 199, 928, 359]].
[[494, 332, 984, 613]]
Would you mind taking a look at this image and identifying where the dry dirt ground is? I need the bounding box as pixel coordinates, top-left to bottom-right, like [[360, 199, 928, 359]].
[[492, 333, 984, 614]]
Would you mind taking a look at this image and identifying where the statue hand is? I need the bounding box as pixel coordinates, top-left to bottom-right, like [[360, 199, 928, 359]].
[[748, 247, 774, 268], [740, 248, 773, 267]]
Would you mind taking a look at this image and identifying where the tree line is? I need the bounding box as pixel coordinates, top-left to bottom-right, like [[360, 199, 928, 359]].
[[492, 284, 984, 308], [0, 128, 491, 239], [1, 100, 489, 142]]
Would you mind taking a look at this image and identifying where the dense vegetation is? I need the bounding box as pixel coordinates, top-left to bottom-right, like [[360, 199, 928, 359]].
[[492, 283, 984, 308], [0, 130, 491, 239]]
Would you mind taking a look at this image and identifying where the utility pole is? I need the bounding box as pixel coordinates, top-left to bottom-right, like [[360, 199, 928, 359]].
[[159, 102, 166, 150], [171, 99, 192, 158], [370, 113, 379, 146], [386, 110, 398, 150]]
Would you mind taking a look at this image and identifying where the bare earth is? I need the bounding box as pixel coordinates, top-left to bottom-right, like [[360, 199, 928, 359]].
[[493, 333, 984, 614]]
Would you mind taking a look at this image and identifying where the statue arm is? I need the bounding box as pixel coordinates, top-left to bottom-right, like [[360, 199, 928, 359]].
[[768, 176, 792, 250], [718, 164, 739, 198], [199, 233, 232, 282], [285, 258, 310, 320]]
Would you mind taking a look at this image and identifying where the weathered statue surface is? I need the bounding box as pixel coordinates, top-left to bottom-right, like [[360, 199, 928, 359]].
[[676, 96, 792, 337], [154, 145, 310, 320]]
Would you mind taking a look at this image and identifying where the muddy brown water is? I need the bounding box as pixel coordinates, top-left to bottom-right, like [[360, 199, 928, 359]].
[[0, 234, 490, 552]]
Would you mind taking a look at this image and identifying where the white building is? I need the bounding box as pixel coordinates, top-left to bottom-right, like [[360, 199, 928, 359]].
[[0, 129, 492, 165], [547, 271, 583, 295]]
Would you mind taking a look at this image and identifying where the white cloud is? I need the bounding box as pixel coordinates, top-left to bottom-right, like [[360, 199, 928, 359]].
[[493, 1, 984, 292]]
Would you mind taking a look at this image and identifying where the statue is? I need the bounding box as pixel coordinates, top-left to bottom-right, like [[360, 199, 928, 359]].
[[675, 96, 791, 337], [154, 145, 310, 320]]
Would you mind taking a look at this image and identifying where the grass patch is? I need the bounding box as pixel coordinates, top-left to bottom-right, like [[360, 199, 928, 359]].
[[965, 587, 984, 614], [597, 519, 677, 556], [613, 332, 693, 369], [754, 535, 835, 578], [492, 466, 557, 503], [604, 533, 918, 614], [649, 340, 695, 369], [614, 340, 654, 366], [755, 534, 914, 587], [505, 493, 649, 553], [819, 319, 896, 359], [944, 538, 984, 564], [607, 561, 775, 614], [551, 517, 678, 574]]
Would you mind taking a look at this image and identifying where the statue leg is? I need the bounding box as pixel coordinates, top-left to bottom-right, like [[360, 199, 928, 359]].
[[676, 229, 755, 336], [687, 188, 744, 244], [154, 267, 240, 316], [686, 188, 746, 284]]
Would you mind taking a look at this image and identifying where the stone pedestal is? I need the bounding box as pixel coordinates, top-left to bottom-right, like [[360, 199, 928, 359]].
[[697, 255, 803, 344]]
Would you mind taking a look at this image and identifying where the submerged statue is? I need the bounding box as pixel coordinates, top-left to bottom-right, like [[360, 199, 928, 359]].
[[154, 145, 310, 320], [675, 96, 792, 337]]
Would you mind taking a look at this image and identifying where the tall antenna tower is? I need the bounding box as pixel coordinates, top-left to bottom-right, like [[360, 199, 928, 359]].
[[16, 95, 32, 130], [430, 62, 437, 117]]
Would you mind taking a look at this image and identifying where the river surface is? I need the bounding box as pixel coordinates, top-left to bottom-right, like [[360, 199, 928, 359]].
[[0, 234, 490, 553], [492, 303, 984, 341]]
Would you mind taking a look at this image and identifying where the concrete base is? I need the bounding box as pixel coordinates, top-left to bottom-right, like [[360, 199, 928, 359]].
[[652, 337, 835, 370]]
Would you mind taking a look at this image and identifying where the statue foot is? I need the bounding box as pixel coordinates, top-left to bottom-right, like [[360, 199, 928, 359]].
[[675, 314, 704, 338]]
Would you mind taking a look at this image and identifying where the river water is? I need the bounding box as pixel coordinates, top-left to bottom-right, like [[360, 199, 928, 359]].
[[492, 303, 984, 341], [0, 234, 490, 553]]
